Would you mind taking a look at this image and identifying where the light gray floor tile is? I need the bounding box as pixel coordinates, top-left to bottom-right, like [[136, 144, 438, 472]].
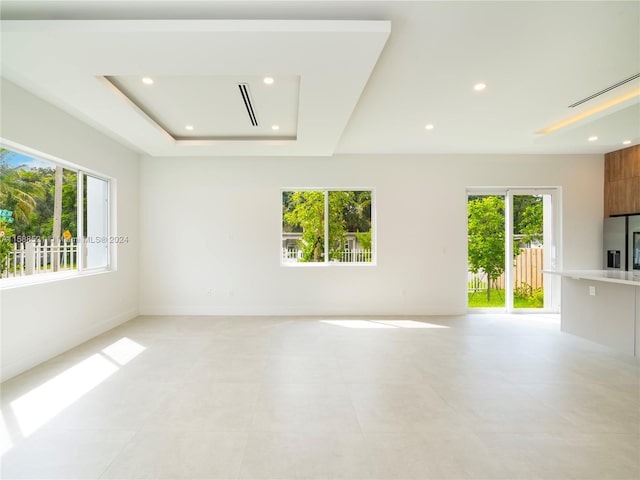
[[349, 383, 470, 433], [1, 429, 135, 479], [480, 432, 640, 480], [239, 432, 371, 479], [100, 430, 247, 479], [250, 383, 361, 433], [143, 382, 260, 432], [364, 432, 517, 479], [1, 313, 638, 480]]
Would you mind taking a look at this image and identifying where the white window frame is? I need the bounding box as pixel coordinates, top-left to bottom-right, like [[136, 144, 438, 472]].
[[281, 187, 377, 267], [0, 140, 114, 288], [79, 171, 111, 272]]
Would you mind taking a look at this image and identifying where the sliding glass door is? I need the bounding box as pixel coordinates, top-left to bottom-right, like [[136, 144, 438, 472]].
[[468, 189, 560, 313]]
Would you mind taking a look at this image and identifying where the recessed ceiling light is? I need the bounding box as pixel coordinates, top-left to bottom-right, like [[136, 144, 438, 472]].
[[473, 83, 487, 91], [623, 140, 632, 145], [264, 77, 274, 85], [142, 77, 154, 85], [425, 124, 434, 130], [271, 125, 280, 131], [588, 136, 598, 142], [185, 125, 194, 131]]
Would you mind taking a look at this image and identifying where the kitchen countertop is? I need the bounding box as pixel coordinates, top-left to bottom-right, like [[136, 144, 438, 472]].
[[542, 269, 640, 286]]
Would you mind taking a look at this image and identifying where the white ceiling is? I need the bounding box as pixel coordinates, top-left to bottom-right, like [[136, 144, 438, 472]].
[[1, 0, 639, 157], [104, 75, 301, 140]]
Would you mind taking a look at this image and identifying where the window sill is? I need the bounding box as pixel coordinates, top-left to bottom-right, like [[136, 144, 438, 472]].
[[0, 268, 111, 290], [281, 262, 377, 267]]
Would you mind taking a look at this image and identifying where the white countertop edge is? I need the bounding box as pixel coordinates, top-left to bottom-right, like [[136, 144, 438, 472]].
[[542, 269, 640, 286]]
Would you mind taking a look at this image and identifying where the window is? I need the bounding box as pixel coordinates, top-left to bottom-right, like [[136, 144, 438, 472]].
[[0, 146, 111, 282], [83, 174, 109, 269], [282, 189, 374, 264]]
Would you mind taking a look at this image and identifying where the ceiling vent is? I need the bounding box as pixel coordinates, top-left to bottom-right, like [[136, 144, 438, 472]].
[[238, 83, 258, 126], [568, 73, 640, 108]]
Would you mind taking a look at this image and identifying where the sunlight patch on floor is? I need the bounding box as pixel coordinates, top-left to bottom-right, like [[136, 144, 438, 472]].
[[320, 319, 449, 329], [374, 320, 449, 329], [9, 337, 146, 437], [11, 354, 118, 436], [321, 320, 395, 329], [0, 413, 12, 456], [102, 337, 147, 365]]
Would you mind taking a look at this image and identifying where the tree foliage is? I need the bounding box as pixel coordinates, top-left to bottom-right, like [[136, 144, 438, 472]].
[[468, 196, 507, 300], [355, 231, 372, 251], [468, 195, 544, 301], [0, 150, 77, 239], [283, 191, 325, 262], [0, 220, 15, 274], [0, 149, 46, 226], [328, 191, 350, 260], [514, 196, 543, 245]]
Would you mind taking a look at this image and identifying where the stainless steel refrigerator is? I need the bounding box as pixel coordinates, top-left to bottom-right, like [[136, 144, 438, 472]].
[[604, 214, 640, 272], [630, 214, 640, 272]]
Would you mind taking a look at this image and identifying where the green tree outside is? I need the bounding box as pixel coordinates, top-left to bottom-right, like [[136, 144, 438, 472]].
[[283, 191, 325, 262], [0, 220, 15, 274], [0, 150, 46, 226], [0, 150, 77, 239], [514, 195, 543, 245], [283, 190, 372, 263], [468, 196, 507, 302]]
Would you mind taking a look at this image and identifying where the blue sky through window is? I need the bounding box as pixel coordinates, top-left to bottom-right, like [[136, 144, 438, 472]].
[[2, 150, 53, 170]]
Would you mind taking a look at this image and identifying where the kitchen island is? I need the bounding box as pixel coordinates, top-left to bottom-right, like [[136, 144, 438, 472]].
[[543, 270, 640, 356]]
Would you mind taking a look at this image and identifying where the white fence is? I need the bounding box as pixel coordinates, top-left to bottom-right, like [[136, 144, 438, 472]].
[[336, 249, 372, 263], [282, 249, 303, 262], [282, 248, 372, 263], [2, 238, 79, 279], [468, 271, 490, 292]]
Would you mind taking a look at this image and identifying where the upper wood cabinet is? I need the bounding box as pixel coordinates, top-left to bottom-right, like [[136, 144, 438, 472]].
[[604, 145, 640, 217]]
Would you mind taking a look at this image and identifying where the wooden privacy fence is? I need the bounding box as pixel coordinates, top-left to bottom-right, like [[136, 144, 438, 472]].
[[468, 247, 543, 292], [513, 247, 544, 289]]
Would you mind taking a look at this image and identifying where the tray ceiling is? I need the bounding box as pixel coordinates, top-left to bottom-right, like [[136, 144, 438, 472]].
[[0, 19, 390, 156], [103, 75, 300, 141]]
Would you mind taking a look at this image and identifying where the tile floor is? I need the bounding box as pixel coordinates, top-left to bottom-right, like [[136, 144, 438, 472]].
[[1, 314, 639, 479]]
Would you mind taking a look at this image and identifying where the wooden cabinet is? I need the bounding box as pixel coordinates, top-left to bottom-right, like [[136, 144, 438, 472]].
[[604, 145, 640, 216]]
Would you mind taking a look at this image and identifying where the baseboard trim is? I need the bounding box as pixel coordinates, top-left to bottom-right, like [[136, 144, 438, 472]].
[[138, 305, 462, 316], [1, 308, 138, 382]]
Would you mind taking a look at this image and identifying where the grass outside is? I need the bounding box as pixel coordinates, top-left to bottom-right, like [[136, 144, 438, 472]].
[[5, 262, 77, 275], [468, 289, 544, 309]]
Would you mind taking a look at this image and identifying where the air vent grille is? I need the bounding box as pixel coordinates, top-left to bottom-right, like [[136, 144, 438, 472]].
[[239, 83, 258, 126], [568, 73, 640, 108]]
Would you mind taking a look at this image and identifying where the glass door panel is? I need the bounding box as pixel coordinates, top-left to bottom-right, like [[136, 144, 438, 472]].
[[467, 194, 506, 308], [512, 194, 545, 309]]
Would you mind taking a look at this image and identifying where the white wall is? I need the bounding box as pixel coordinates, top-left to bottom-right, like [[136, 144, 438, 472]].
[[0, 79, 140, 381], [0, 78, 606, 380], [139, 153, 603, 316]]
